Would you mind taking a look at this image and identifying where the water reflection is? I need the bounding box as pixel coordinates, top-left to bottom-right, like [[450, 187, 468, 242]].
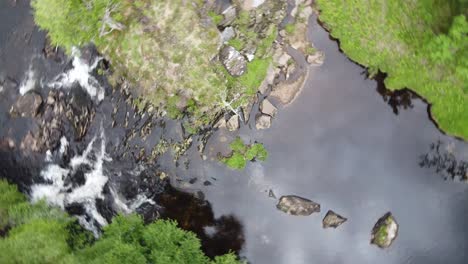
[[158, 186, 245, 258], [374, 72, 416, 115], [420, 141, 468, 181]]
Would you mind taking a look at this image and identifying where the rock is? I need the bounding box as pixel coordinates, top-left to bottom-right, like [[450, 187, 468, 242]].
[[226, 115, 240, 131], [258, 65, 275, 94], [276, 195, 320, 216], [255, 114, 272, 130], [279, 29, 287, 38], [277, 52, 291, 67], [241, 0, 266, 10], [0, 138, 15, 150], [220, 46, 247, 77], [322, 210, 347, 229], [242, 101, 254, 124], [370, 212, 399, 249], [221, 27, 235, 43], [214, 118, 227, 129], [10, 92, 43, 117], [260, 99, 277, 117], [307, 51, 325, 65], [20, 132, 40, 152], [221, 5, 237, 26]]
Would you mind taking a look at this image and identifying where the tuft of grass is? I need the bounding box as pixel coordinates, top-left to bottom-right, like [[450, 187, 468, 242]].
[[284, 23, 295, 34], [208, 10, 223, 25]]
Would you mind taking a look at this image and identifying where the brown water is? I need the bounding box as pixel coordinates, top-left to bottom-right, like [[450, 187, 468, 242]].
[[1, 2, 468, 264]]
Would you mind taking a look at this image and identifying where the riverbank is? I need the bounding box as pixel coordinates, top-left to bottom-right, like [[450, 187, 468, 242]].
[[316, 0, 468, 140]]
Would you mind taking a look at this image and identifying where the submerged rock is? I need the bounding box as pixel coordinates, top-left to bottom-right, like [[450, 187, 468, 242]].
[[276, 195, 320, 216], [255, 114, 272, 130], [10, 92, 43, 118], [220, 46, 247, 77], [322, 210, 347, 229], [307, 51, 325, 65], [260, 99, 277, 117], [226, 115, 240, 131], [370, 212, 399, 249]]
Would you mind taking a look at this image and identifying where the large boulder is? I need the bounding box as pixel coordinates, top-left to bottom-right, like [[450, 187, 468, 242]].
[[255, 114, 272, 130], [260, 99, 277, 117], [10, 92, 43, 117], [220, 46, 247, 77], [276, 195, 320, 216], [322, 210, 347, 229], [370, 212, 399, 249]]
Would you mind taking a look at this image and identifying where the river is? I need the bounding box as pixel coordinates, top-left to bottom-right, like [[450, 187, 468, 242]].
[[1, 1, 468, 264]]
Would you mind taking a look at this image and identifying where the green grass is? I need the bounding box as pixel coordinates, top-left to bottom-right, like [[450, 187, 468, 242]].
[[284, 24, 295, 34], [221, 137, 268, 170], [208, 11, 223, 25], [317, 0, 468, 140]]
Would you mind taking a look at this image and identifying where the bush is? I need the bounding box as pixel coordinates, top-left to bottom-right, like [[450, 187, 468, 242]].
[[221, 137, 268, 170], [0, 180, 243, 264]]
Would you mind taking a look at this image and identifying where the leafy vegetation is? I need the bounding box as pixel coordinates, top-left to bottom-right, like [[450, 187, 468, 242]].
[[221, 137, 268, 170], [317, 0, 468, 139], [0, 179, 241, 264]]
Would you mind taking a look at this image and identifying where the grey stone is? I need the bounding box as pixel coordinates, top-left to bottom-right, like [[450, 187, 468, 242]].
[[278, 52, 291, 67], [220, 46, 247, 77], [370, 212, 399, 249], [221, 5, 237, 26], [322, 210, 347, 229], [226, 115, 240, 131], [276, 195, 320, 216], [260, 99, 277, 117], [221, 27, 235, 43], [255, 114, 272, 130]]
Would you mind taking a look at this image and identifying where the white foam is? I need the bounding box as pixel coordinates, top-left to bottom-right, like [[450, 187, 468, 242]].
[[48, 47, 105, 101], [45, 150, 53, 162], [31, 130, 110, 232], [19, 68, 36, 95], [59, 136, 69, 155]]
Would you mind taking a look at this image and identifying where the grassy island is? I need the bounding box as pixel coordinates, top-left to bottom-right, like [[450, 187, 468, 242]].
[[317, 0, 468, 140]]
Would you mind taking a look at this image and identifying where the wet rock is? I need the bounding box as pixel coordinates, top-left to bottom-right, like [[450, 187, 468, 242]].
[[220, 46, 247, 77], [307, 51, 325, 65], [0, 138, 15, 150], [10, 92, 43, 118], [242, 101, 254, 124], [322, 210, 347, 229], [226, 115, 240, 131], [20, 132, 41, 152], [260, 99, 277, 117], [221, 27, 236, 43], [276, 195, 320, 216], [370, 212, 399, 249], [255, 114, 272, 130]]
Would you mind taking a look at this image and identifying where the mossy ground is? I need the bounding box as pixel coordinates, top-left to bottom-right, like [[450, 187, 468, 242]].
[[317, 0, 468, 140], [33, 0, 285, 133]]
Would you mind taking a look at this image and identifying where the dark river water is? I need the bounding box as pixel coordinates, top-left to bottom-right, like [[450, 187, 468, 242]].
[[1, 1, 468, 264]]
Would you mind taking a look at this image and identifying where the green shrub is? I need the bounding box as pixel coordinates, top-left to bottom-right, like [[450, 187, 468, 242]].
[[0, 181, 243, 264], [221, 137, 268, 170]]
